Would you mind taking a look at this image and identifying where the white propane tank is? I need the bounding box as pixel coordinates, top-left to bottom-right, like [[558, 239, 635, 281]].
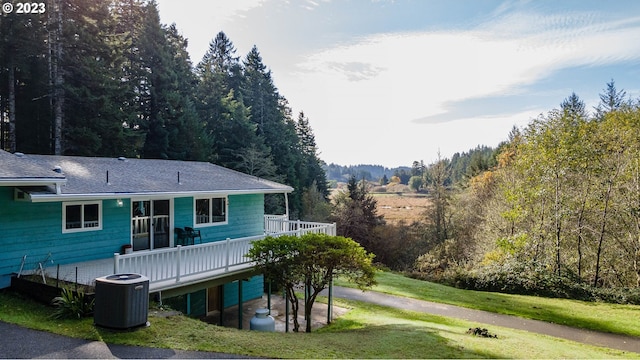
[[250, 308, 275, 331]]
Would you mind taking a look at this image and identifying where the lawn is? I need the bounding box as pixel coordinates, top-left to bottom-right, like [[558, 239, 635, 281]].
[[1, 271, 640, 358], [336, 271, 640, 338]]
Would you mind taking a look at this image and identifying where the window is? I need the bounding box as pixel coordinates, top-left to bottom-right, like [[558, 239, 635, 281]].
[[63, 201, 102, 233], [195, 196, 227, 226]]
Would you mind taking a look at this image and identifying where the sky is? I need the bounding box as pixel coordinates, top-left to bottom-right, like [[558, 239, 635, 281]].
[[155, 0, 640, 168]]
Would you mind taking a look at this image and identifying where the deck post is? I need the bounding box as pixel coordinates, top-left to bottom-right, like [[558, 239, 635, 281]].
[[219, 286, 225, 326], [284, 192, 289, 220], [285, 288, 289, 333], [225, 238, 231, 271], [176, 245, 182, 282], [186, 293, 191, 315], [267, 281, 272, 314], [297, 220, 302, 236], [238, 280, 243, 329], [113, 253, 119, 273]]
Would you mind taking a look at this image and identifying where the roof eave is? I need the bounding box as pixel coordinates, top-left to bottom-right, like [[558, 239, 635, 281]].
[[0, 178, 67, 187], [27, 187, 294, 202]]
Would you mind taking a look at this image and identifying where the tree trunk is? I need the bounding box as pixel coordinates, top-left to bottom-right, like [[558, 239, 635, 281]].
[[8, 60, 16, 153], [51, 0, 64, 154], [555, 172, 562, 276], [285, 286, 300, 332], [594, 178, 614, 287], [7, 19, 17, 153], [575, 179, 591, 280]]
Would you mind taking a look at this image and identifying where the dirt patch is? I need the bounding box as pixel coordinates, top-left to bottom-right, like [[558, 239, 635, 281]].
[[201, 294, 349, 332]]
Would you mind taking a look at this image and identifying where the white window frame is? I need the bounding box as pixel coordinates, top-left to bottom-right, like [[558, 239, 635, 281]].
[[62, 201, 103, 233], [194, 195, 228, 227]]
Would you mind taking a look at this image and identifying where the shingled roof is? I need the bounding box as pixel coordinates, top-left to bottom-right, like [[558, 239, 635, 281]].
[[0, 150, 66, 185], [0, 150, 292, 200]]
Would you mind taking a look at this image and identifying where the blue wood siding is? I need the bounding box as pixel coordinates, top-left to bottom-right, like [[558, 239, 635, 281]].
[[223, 275, 264, 307], [0, 187, 132, 288], [190, 194, 265, 242], [1, 189, 267, 292], [173, 197, 193, 230]]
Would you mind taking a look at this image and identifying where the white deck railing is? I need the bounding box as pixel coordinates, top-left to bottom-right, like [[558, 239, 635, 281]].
[[114, 235, 259, 285], [264, 216, 337, 236], [111, 217, 336, 288]]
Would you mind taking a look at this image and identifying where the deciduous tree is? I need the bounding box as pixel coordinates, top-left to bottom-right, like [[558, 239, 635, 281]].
[[248, 233, 376, 332]]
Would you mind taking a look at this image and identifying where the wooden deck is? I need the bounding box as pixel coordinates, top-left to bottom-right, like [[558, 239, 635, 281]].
[[41, 218, 336, 293]]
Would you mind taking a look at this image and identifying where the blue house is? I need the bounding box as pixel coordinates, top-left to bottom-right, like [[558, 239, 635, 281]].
[[0, 150, 335, 318]]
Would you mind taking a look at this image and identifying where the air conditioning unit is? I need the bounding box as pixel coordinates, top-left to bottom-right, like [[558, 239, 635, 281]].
[[94, 273, 149, 329]]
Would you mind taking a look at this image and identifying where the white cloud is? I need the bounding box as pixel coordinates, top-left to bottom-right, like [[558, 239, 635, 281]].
[[156, 1, 640, 166], [156, 0, 266, 61], [281, 10, 640, 165]]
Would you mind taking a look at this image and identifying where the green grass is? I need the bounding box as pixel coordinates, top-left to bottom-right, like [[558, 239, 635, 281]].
[[1, 289, 637, 358], [4, 271, 640, 358], [335, 271, 640, 337]]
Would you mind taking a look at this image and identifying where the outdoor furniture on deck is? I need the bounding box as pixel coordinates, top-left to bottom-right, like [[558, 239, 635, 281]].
[[174, 227, 192, 246], [185, 226, 202, 244]]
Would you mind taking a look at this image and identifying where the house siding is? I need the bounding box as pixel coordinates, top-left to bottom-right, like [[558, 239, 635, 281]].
[[223, 275, 264, 307], [1, 190, 267, 309], [193, 193, 265, 241], [172, 193, 265, 311], [164, 275, 265, 318], [0, 187, 131, 288]]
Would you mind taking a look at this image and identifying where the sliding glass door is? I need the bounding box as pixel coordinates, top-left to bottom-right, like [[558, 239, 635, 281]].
[[132, 199, 171, 251]]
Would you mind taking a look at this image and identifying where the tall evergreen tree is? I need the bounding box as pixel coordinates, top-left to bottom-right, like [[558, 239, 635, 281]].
[[0, 2, 50, 153], [163, 24, 211, 161], [138, 1, 172, 159], [332, 176, 384, 250], [241, 45, 307, 216], [295, 111, 329, 198], [595, 79, 627, 120], [195, 32, 265, 168], [62, 0, 138, 156]]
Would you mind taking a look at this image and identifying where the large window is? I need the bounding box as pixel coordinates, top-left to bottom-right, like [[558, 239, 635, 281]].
[[63, 201, 102, 233], [195, 196, 227, 226]]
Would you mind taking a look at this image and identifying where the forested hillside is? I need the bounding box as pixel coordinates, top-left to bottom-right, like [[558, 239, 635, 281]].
[[0, 0, 327, 218], [414, 84, 640, 295]]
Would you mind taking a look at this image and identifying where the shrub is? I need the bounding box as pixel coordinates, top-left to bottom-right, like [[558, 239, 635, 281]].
[[415, 261, 640, 305], [51, 288, 94, 319]]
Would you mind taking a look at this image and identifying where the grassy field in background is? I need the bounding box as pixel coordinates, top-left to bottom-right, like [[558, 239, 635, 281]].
[[372, 192, 430, 224]]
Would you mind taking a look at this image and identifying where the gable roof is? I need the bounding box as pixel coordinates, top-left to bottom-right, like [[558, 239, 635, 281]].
[[0, 150, 292, 201]]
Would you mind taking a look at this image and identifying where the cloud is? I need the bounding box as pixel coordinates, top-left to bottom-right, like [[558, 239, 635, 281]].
[[325, 61, 385, 81], [156, 0, 267, 60], [290, 10, 640, 128]]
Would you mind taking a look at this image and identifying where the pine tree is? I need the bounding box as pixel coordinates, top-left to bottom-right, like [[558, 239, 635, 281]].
[[594, 79, 627, 120], [295, 111, 329, 199], [332, 176, 384, 250], [241, 45, 306, 216], [0, 2, 50, 153], [163, 24, 211, 161], [61, 0, 138, 156]]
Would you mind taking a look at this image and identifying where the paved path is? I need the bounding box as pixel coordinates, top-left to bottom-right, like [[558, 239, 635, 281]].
[[329, 286, 640, 354], [0, 321, 250, 359]]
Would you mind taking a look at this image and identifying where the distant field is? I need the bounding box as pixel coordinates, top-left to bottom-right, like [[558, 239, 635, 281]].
[[330, 184, 431, 224], [373, 192, 431, 224]]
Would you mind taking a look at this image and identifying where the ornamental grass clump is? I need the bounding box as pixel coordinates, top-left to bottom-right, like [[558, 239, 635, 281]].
[[51, 287, 94, 319]]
